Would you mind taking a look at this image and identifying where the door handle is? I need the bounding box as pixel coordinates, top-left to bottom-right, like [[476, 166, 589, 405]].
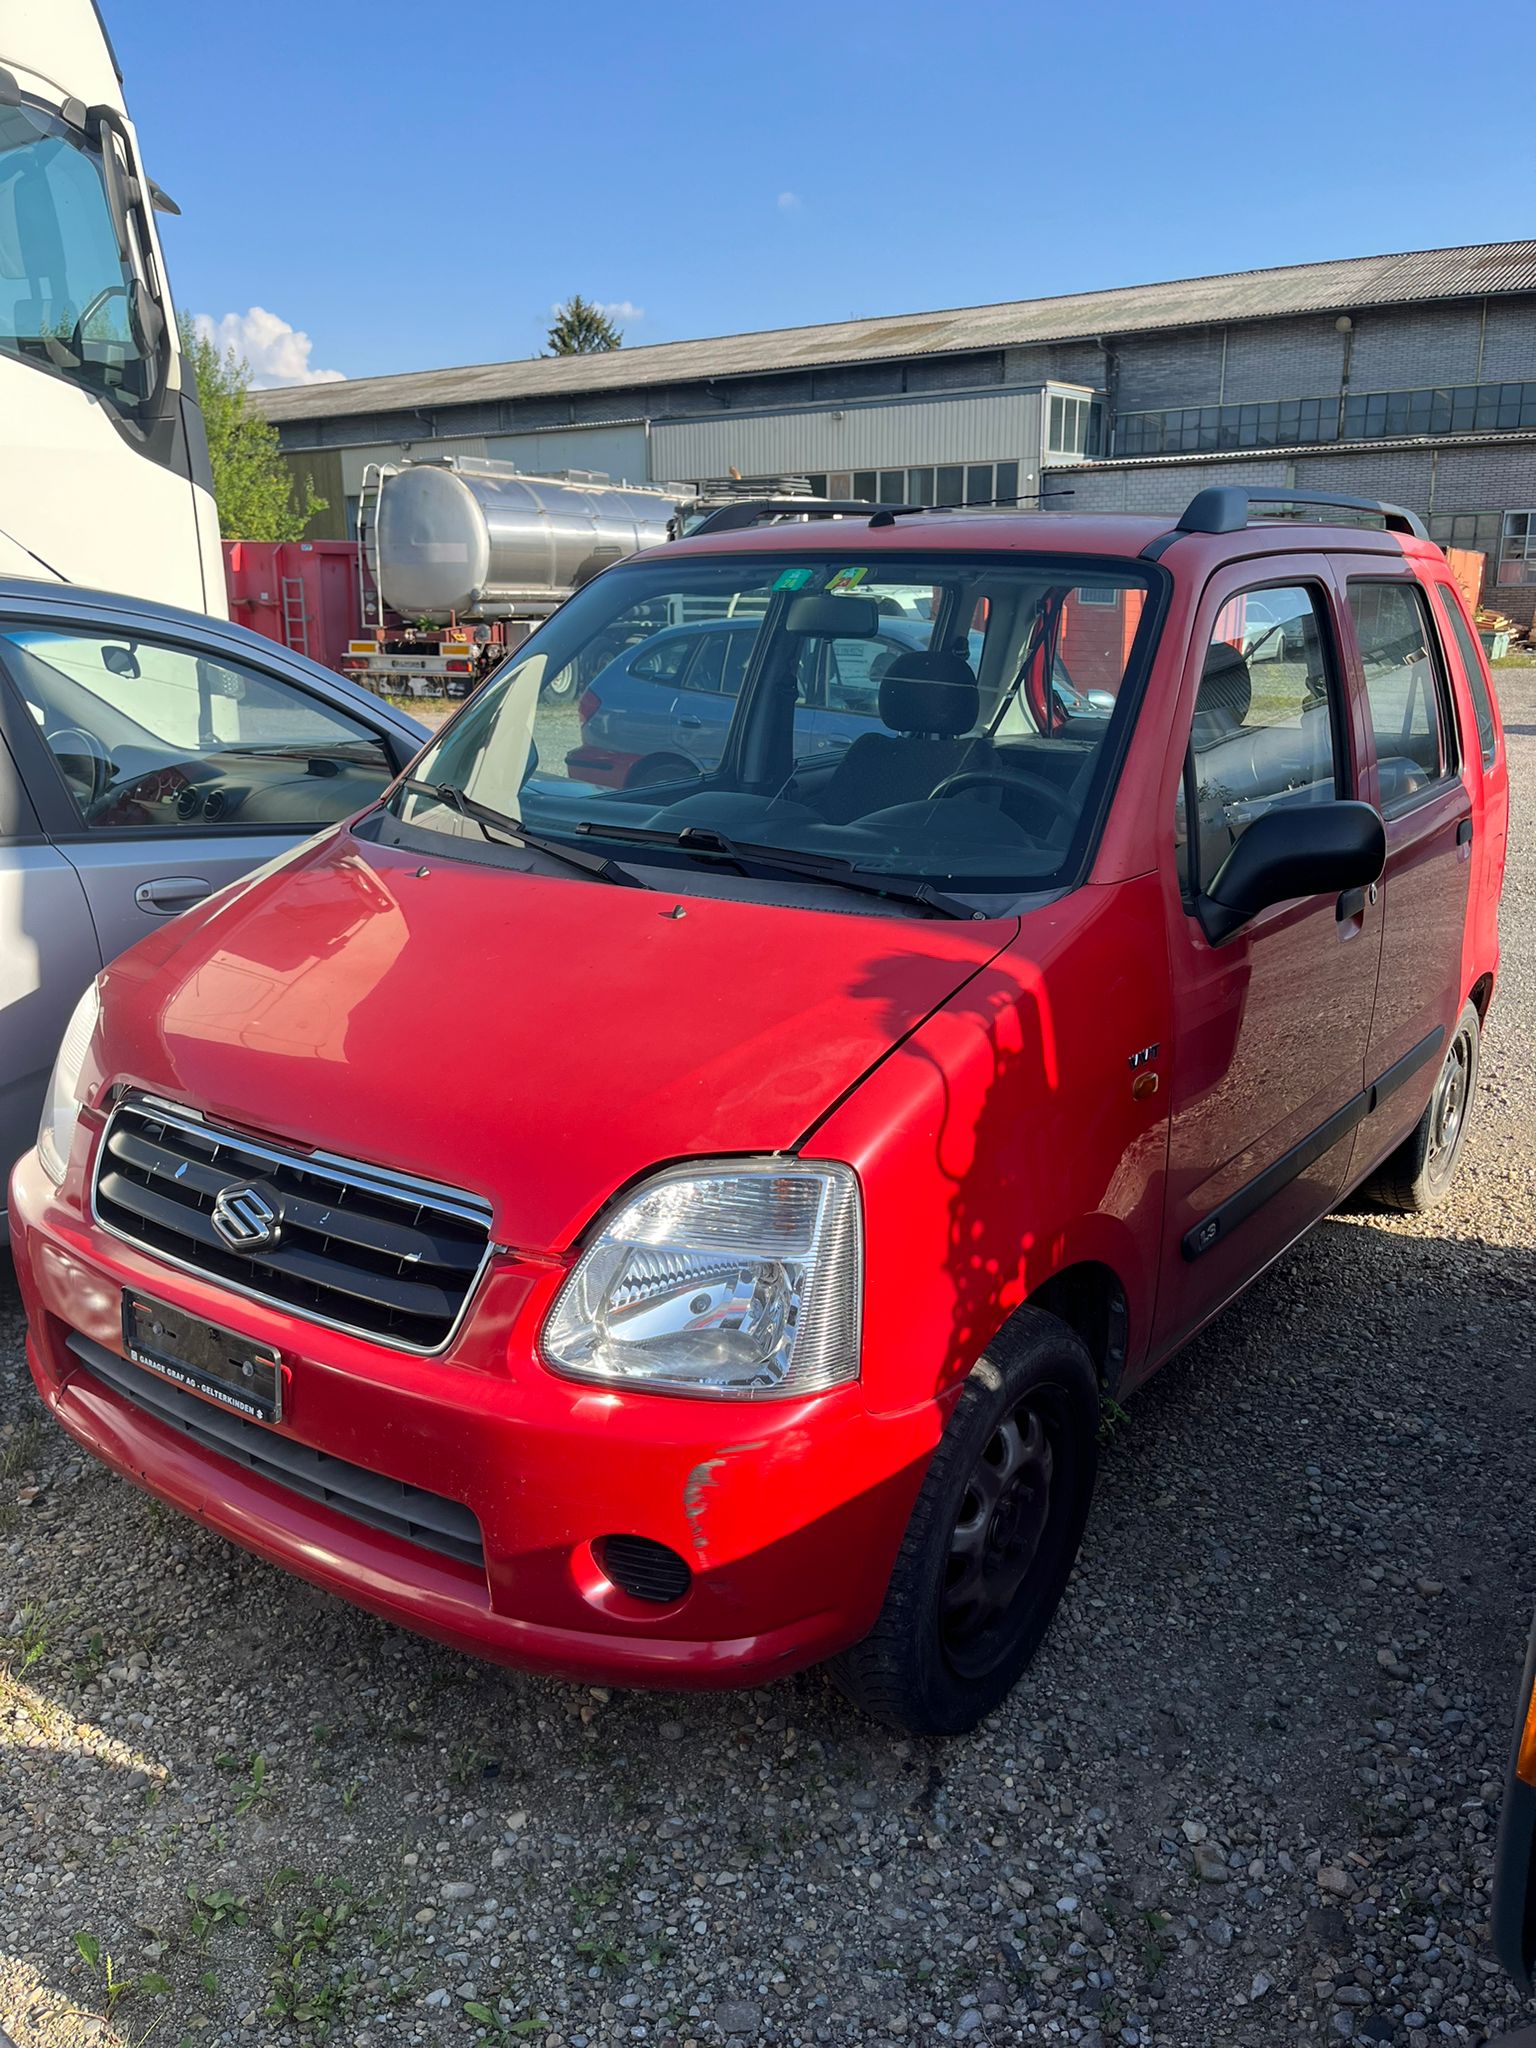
[[135, 875, 212, 913], [1456, 817, 1474, 846], [677, 715, 704, 730], [1336, 879, 1378, 923]]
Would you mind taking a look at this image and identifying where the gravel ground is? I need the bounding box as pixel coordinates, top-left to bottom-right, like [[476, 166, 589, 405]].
[[2, 673, 1534, 2048]]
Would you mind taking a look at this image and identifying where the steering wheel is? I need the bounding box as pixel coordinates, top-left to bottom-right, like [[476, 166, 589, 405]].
[[929, 764, 1078, 832], [49, 726, 113, 809]]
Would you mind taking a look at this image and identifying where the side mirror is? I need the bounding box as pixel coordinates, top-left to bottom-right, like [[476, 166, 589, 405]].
[[1200, 800, 1384, 944], [100, 643, 140, 680]]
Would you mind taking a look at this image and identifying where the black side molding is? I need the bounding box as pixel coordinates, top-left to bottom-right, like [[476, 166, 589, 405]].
[[1367, 1025, 1445, 1112], [1183, 1026, 1447, 1261]]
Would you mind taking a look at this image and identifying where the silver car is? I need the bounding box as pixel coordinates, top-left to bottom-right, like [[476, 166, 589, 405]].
[[0, 580, 426, 1219]]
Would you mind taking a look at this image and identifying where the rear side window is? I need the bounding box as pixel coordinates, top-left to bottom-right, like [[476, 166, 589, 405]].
[[1431, 584, 1498, 768], [630, 636, 690, 683], [1174, 584, 1342, 895], [1347, 581, 1455, 809]]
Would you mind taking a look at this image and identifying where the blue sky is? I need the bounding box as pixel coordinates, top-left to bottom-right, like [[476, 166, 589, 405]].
[[113, 0, 1530, 388]]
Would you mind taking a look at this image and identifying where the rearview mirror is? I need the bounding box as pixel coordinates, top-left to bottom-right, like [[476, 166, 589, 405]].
[[1201, 800, 1384, 944], [783, 593, 879, 639], [100, 643, 140, 680]]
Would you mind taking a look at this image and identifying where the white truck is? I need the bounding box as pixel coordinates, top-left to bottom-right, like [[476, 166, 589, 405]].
[[0, 0, 223, 612]]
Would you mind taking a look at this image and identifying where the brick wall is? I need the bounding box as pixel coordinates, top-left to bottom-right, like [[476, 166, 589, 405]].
[[1345, 302, 1484, 391], [1220, 316, 1349, 402]]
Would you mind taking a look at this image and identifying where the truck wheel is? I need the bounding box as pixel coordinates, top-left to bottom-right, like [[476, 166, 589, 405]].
[[1364, 1001, 1481, 1213], [829, 1308, 1099, 1737]]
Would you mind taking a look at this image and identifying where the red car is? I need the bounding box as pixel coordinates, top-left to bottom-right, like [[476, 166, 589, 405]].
[[9, 487, 1509, 1735]]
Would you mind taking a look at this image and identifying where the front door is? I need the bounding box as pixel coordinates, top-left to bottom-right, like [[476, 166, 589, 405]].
[[1155, 566, 1383, 1351], [0, 617, 400, 969], [1339, 570, 1473, 1173]]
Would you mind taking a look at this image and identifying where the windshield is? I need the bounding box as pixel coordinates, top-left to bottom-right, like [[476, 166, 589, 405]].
[[396, 548, 1160, 902], [0, 102, 152, 419]]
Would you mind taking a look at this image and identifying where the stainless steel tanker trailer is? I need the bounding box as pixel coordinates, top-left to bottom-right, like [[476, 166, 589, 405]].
[[341, 457, 679, 699]]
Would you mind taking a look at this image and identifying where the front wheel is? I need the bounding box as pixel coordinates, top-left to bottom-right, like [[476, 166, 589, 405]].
[[829, 1308, 1099, 1736], [1364, 1000, 1481, 1213]]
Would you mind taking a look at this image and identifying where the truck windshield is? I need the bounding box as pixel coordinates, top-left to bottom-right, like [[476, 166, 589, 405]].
[[395, 549, 1161, 901], [0, 101, 152, 419]]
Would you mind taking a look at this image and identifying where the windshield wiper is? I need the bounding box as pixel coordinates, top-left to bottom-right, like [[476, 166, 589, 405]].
[[394, 778, 649, 890], [574, 820, 984, 919]]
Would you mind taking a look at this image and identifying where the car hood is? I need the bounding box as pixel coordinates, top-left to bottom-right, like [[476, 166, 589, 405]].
[[98, 829, 1015, 1251]]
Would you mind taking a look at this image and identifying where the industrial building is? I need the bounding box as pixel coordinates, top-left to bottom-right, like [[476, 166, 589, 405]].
[[258, 239, 1536, 621]]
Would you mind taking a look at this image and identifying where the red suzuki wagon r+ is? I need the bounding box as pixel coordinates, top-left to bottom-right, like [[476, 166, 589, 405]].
[[9, 486, 1509, 1734]]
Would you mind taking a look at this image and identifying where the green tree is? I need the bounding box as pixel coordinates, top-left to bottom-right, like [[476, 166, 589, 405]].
[[544, 295, 623, 356], [181, 317, 326, 541]]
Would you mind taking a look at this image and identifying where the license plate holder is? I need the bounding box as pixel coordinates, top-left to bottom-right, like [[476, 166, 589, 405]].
[[122, 1292, 283, 1424]]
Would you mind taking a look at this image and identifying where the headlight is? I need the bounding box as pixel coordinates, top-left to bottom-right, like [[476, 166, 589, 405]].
[[37, 981, 101, 1185], [542, 1159, 862, 1400]]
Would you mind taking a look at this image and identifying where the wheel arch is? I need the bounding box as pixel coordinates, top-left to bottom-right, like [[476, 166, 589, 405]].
[[1025, 1259, 1131, 1397]]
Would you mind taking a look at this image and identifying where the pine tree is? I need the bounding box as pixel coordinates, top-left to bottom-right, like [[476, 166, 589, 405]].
[[545, 296, 623, 356]]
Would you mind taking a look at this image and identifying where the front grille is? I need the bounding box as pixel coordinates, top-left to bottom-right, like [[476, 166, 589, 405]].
[[93, 1097, 492, 1352], [598, 1534, 693, 1605], [67, 1335, 485, 1570]]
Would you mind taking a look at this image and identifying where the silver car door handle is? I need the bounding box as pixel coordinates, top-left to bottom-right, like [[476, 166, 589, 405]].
[[677, 715, 704, 729], [134, 875, 212, 913]]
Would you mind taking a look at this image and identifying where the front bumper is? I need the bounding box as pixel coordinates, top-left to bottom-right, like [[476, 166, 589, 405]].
[[8, 1148, 937, 1689]]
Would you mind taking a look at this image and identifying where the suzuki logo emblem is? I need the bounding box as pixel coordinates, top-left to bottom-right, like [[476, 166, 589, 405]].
[[210, 1183, 280, 1253]]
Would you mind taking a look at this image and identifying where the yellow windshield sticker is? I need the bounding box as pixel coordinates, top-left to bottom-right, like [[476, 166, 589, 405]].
[[827, 566, 869, 592]]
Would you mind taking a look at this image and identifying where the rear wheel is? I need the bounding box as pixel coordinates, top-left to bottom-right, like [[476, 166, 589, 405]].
[[829, 1308, 1099, 1736], [1364, 1000, 1481, 1213], [625, 753, 694, 789]]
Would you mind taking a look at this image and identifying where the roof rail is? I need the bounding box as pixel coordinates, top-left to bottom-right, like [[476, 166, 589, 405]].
[[683, 497, 901, 536], [1143, 486, 1428, 558]]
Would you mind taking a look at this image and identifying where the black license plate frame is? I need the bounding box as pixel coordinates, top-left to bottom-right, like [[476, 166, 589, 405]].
[[121, 1292, 283, 1424]]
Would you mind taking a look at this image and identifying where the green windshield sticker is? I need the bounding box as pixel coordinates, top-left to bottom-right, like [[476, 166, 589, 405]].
[[772, 567, 814, 590], [827, 566, 869, 591]]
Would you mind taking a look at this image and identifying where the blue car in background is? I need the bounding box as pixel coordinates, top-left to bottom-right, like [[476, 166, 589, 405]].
[[564, 616, 933, 789]]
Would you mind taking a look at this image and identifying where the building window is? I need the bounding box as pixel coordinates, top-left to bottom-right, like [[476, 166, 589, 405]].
[[1048, 393, 1099, 456], [1500, 511, 1536, 586], [1428, 512, 1503, 564], [793, 460, 1022, 509], [1077, 586, 1119, 606]]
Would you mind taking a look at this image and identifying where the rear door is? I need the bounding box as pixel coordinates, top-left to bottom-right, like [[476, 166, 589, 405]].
[[1427, 575, 1509, 1000], [1155, 562, 1382, 1349], [667, 629, 745, 770], [1338, 570, 1472, 1170], [0, 616, 404, 970]]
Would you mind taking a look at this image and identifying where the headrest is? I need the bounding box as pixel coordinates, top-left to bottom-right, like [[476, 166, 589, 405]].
[[879, 650, 979, 737], [1195, 641, 1252, 740]]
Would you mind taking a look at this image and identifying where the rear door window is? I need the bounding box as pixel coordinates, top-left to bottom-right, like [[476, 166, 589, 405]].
[[1431, 584, 1498, 768], [1346, 581, 1456, 810]]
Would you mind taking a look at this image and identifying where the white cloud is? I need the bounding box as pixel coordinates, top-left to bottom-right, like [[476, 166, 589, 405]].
[[777, 191, 800, 210], [600, 300, 644, 321], [193, 306, 345, 388]]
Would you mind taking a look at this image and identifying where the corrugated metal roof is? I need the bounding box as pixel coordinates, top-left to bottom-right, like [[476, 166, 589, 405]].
[[254, 241, 1536, 425]]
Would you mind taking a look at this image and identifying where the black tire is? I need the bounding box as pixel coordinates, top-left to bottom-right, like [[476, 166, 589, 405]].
[[625, 754, 694, 789], [829, 1307, 1099, 1737], [1364, 1000, 1481, 1214]]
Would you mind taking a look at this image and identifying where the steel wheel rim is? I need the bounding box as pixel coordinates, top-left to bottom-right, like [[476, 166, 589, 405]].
[[942, 1395, 1057, 1679], [1427, 1027, 1472, 1176]]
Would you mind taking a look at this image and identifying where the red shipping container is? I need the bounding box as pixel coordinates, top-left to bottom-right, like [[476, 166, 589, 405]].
[[221, 539, 361, 675]]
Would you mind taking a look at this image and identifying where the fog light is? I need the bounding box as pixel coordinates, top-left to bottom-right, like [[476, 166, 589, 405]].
[[597, 1535, 692, 1605]]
